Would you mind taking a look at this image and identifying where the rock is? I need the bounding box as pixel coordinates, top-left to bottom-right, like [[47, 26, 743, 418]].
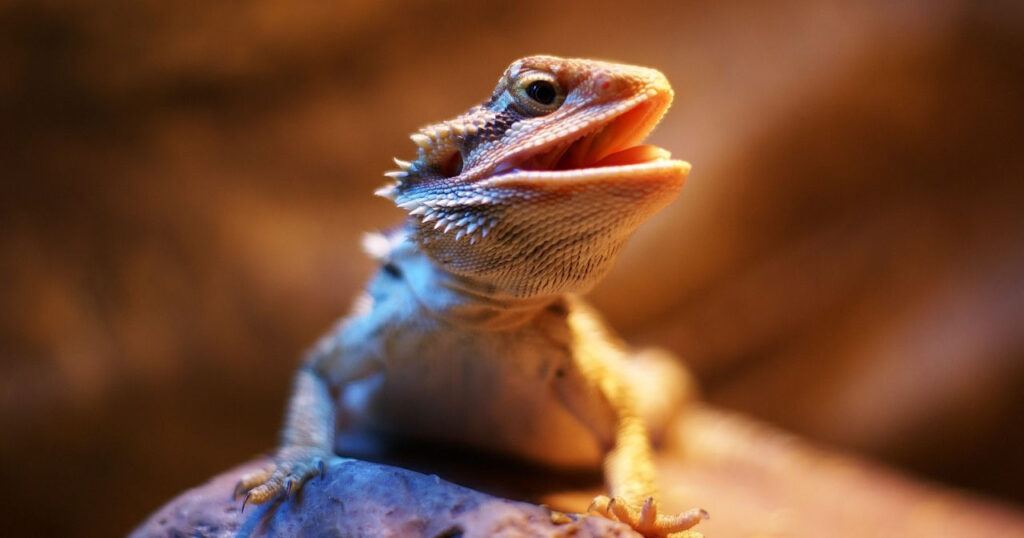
[[129, 457, 640, 538]]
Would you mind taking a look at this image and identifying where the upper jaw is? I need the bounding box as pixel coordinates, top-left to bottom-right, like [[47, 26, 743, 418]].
[[481, 86, 686, 186]]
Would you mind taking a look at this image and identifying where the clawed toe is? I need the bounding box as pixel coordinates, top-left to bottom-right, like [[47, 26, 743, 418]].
[[234, 467, 272, 500], [588, 495, 707, 537], [242, 481, 283, 509]]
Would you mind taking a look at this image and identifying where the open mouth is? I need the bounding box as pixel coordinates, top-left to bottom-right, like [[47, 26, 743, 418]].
[[487, 95, 686, 182]]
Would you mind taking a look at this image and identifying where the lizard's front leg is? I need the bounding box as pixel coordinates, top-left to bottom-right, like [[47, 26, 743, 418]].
[[556, 371, 707, 536], [235, 364, 335, 507], [559, 304, 707, 537], [235, 317, 382, 508], [587, 410, 707, 537]]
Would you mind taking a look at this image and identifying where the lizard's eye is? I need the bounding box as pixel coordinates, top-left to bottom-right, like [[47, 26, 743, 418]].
[[526, 80, 556, 105], [511, 72, 564, 116]]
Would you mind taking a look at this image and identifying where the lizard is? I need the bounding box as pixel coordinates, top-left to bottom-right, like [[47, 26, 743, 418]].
[[235, 55, 706, 537]]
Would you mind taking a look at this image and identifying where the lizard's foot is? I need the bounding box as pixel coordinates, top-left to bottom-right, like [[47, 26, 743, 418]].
[[588, 495, 707, 537], [234, 446, 330, 508]]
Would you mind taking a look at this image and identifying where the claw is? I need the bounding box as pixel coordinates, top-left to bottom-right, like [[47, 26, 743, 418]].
[[587, 494, 611, 515], [241, 492, 252, 513], [233, 480, 244, 500], [318, 459, 326, 480], [639, 497, 656, 528], [668, 507, 710, 527], [609, 497, 632, 523], [283, 478, 294, 495], [549, 510, 573, 525]]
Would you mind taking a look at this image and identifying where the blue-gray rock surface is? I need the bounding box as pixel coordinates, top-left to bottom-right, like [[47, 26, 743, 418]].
[[129, 457, 639, 538]]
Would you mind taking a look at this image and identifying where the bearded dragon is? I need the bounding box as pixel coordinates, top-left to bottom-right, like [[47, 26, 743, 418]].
[[236, 55, 706, 537]]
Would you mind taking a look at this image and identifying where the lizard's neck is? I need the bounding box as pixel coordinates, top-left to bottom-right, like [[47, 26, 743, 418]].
[[389, 232, 558, 331], [438, 272, 560, 331]]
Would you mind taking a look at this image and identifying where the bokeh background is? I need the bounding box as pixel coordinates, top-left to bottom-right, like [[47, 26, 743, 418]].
[[1, 0, 1022, 536]]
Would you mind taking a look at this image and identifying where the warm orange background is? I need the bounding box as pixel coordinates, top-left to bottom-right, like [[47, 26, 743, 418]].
[[1, 1, 1021, 536]]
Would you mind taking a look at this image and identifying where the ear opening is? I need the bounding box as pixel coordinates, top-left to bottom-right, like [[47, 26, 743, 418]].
[[441, 151, 464, 178]]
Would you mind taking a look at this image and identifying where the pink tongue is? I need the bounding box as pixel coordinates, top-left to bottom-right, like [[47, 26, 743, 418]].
[[591, 145, 670, 167]]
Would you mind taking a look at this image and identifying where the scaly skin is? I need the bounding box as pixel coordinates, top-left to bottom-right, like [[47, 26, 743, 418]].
[[236, 56, 705, 537]]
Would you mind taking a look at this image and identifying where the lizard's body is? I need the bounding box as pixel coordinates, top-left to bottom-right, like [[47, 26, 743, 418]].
[[335, 233, 684, 468], [238, 56, 706, 536]]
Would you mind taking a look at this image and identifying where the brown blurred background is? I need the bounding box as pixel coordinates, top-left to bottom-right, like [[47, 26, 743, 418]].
[[1, 1, 1022, 536]]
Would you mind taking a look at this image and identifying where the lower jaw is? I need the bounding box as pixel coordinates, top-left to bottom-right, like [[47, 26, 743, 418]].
[[482, 159, 690, 186]]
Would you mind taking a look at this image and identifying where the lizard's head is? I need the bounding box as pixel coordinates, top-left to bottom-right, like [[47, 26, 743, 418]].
[[378, 55, 690, 298]]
